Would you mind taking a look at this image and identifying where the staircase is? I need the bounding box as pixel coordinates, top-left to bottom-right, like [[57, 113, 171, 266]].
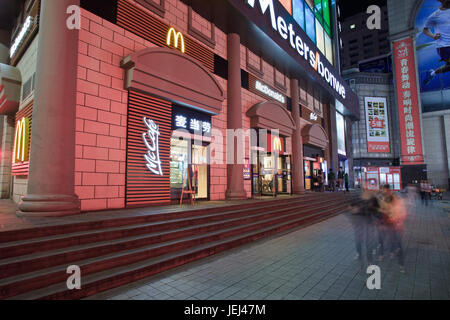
[[0, 192, 359, 300]]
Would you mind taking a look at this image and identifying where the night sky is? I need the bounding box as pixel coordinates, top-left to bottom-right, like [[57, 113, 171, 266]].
[[339, 0, 387, 19]]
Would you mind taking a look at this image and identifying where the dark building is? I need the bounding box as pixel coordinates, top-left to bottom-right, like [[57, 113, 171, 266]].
[[337, 3, 390, 70]]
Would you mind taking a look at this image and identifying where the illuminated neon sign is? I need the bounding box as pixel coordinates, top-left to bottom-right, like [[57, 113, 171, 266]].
[[142, 117, 163, 176], [13, 117, 30, 163], [255, 80, 286, 104], [10, 16, 33, 58], [310, 113, 318, 121], [273, 136, 283, 153], [166, 27, 185, 53], [245, 0, 346, 99]]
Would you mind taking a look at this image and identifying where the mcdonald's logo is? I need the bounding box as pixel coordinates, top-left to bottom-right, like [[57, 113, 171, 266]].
[[273, 136, 283, 153], [13, 117, 30, 164], [166, 27, 185, 53]]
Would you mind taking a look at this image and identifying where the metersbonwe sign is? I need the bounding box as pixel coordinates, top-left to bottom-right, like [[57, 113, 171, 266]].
[[243, 0, 346, 99]]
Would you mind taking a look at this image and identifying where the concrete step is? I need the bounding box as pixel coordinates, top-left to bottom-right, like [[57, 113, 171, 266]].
[[0, 194, 345, 259], [0, 199, 343, 279], [0, 193, 334, 244], [9, 202, 351, 300], [0, 193, 359, 299]]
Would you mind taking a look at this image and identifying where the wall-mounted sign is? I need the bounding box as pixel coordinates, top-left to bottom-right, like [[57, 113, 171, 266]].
[[10, 16, 33, 58], [172, 105, 212, 136], [255, 80, 286, 104], [310, 113, 318, 121], [393, 38, 424, 165], [142, 117, 163, 176], [365, 97, 391, 153], [166, 27, 185, 53], [245, 0, 346, 99], [13, 117, 30, 163], [273, 136, 283, 153], [266, 133, 285, 153]]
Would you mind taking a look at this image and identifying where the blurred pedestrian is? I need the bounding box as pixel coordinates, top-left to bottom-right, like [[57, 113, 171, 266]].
[[344, 173, 349, 193], [420, 180, 432, 206], [348, 185, 379, 265], [338, 167, 345, 191], [379, 184, 407, 273], [328, 169, 336, 192], [318, 169, 324, 192]]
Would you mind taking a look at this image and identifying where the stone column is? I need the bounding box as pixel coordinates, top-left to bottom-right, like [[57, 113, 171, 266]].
[[290, 78, 304, 194], [345, 117, 355, 188], [329, 103, 339, 172], [225, 33, 246, 200], [18, 0, 80, 217]]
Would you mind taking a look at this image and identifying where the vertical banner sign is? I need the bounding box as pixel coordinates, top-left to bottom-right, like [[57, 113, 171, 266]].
[[393, 38, 424, 164], [365, 97, 391, 153]]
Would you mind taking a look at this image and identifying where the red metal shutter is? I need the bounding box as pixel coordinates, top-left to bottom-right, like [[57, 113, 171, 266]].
[[126, 90, 172, 207]]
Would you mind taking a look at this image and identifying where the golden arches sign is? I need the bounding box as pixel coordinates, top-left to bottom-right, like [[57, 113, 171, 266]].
[[13, 117, 30, 164], [166, 27, 185, 53], [273, 136, 282, 153]]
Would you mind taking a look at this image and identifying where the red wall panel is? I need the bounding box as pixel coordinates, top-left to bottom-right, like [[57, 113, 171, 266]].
[[126, 91, 172, 207]]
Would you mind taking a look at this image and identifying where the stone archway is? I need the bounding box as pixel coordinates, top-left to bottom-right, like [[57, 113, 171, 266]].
[[246, 101, 296, 136], [121, 47, 225, 114], [302, 124, 329, 149]]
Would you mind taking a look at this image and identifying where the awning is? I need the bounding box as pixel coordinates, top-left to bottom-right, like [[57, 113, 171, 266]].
[[0, 63, 22, 115]]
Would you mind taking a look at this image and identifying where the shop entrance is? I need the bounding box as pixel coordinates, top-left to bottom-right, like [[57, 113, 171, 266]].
[[251, 132, 292, 198], [255, 153, 292, 196], [304, 158, 325, 191], [170, 138, 210, 201]]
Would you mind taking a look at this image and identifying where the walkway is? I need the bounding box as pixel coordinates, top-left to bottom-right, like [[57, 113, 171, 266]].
[[89, 198, 450, 300]]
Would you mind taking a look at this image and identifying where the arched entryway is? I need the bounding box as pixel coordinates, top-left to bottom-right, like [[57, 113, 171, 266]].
[[121, 47, 225, 207], [246, 101, 296, 197], [301, 123, 329, 191]]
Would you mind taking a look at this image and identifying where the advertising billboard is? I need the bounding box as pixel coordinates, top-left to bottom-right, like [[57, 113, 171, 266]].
[[415, 0, 450, 111], [393, 38, 424, 165], [365, 97, 391, 153]]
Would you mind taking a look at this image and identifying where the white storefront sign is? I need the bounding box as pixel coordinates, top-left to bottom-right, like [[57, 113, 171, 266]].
[[10, 16, 33, 58], [255, 80, 286, 104], [142, 117, 163, 176]]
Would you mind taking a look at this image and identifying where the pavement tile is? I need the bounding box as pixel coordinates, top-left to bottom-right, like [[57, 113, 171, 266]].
[[88, 199, 450, 301]]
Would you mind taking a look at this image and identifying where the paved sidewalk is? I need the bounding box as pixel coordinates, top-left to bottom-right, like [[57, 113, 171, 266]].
[[90, 199, 450, 300]]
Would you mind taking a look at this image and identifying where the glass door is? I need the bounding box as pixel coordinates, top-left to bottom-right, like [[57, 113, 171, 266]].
[[304, 161, 312, 190], [261, 153, 275, 196], [277, 155, 292, 194], [192, 144, 209, 200]]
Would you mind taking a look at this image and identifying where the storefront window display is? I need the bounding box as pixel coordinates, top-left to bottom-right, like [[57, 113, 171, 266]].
[[359, 166, 402, 191], [251, 132, 292, 197], [170, 105, 211, 201]]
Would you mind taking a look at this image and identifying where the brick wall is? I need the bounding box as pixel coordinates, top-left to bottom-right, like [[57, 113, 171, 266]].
[[75, 9, 160, 211], [74, 1, 302, 209]]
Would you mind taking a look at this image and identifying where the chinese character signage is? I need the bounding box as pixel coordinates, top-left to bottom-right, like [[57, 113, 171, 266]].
[[393, 38, 424, 165], [365, 97, 391, 153], [172, 105, 212, 136]]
